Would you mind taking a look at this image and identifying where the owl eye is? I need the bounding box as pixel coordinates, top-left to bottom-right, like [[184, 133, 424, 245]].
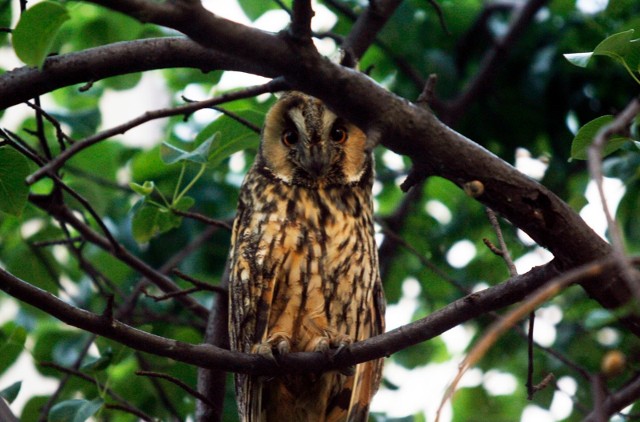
[[282, 129, 299, 147], [330, 126, 348, 144]]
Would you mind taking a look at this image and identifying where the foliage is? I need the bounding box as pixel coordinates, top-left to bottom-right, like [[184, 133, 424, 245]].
[[1, 0, 640, 421]]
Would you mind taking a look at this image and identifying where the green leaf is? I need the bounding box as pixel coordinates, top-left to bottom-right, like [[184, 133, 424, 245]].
[[570, 115, 632, 160], [172, 196, 195, 212], [129, 181, 155, 196], [131, 202, 182, 244], [49, 398, 103, 422], [196, 110, 263, 167], [592, 29, 638, 66], [131, 204, 163, 244], [237, 0, 281, 20], [0, 147, 30, 216], [0, 323, 26, 376], [80, 348, 113, 373], [0, 322, 27, 374], [563, 52, 593, 68], [0, 381, 21, 404], [0, 0, 11, 44], [564, 30, 640, 74], [161, 135, 217, 165], [12, 1, 70, 68]]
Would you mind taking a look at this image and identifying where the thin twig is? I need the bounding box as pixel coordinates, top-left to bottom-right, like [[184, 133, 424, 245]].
[[26, 79, 287, 185], [172, 269, 229, 296], [416, 74, 438, 108], [39, 361, 154, 422], [588, 97, 640, 305], [210, 106, 260, 134], [172, 209, 233, 230], [25, 100, 75, 147], [426, 0, 451, 34], [104, 404, 154, 422], [38, 338, 96, 422], [584, 373, 640, 421], [29, 194, 210, 319], [434, 256, 625, 422], [136, 355, 182, 420], [31, 96, 52, 160], [136, 370, 216, 408], [32, 236, 84, 247], [144, 286, 202, 302]]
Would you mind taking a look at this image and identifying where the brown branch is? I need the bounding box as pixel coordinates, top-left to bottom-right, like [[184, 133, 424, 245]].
[[38, 338, 96, 422], [289, 0, 314, 42], [0, 37, 279, 110], [24, 100, 75, 147], [29, 193, 209, 319], [39, 362, 154, 422], [196, 265, 230, 422], [136, 370, 215, 408], [588, 97, 640, 304], [171, 209, 233, 231], [435, 256, 625, 421], [341, 0, 403, 61], [27, 79, 286, 185], [0, 397, 17, 422], [0, 253, 618, 377], [172, 269, 228, 296], [440, 0, 550, 125], [584, 373, 640, 422], [209, 106, 260, 134]]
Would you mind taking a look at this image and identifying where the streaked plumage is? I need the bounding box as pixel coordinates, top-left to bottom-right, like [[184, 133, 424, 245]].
[[228, 91, 385, 421]]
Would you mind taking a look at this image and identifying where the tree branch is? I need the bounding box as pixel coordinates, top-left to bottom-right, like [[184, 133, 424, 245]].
[[290, 0, 314, 42], [0, 37, 278, 110], [583, 373, 640, 422], [340, 0, 403, 61], [0, 254, 608, 376], [26, 79, 285, 185], [29, 193, 209, 319], [440, 0, 550, 125]]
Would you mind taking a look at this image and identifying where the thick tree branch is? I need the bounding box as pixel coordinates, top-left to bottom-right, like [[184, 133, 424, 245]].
[[290, 0, 314, 41], [0, 255, 597, 376], [0, 37, 278, 110]]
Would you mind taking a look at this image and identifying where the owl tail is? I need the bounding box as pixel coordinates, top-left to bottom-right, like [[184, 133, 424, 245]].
[[326, 358, 382, 422]]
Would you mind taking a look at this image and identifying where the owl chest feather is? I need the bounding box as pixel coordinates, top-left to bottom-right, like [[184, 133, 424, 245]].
[[232, 172, 378, 352]]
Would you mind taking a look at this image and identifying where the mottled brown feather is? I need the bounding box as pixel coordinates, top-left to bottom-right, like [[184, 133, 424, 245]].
[[228, 92, 385, 422]]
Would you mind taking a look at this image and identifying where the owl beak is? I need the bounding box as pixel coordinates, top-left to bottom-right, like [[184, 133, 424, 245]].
[[299, 142, 331, 178]]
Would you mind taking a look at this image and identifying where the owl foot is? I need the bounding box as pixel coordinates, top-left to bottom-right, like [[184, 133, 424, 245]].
[[303, 334, 355, 376], [253, 332, 291, 361], [308, 333, 352, 354]]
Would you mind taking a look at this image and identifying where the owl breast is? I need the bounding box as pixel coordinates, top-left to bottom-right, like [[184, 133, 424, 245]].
[[232, 168, 378, 353]]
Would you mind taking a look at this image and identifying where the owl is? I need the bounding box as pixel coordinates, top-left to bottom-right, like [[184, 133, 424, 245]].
[[228, 91, 386, 422]]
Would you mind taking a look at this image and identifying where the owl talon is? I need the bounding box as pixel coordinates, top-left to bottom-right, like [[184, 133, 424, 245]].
[[275, 338, 290, 355], [312, 338, 331, 353], [253, 333, 292, 360], [254, 343, 278, 362]]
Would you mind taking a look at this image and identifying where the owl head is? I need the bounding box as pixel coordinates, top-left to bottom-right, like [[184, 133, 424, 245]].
[[258, 91, 371, 187]]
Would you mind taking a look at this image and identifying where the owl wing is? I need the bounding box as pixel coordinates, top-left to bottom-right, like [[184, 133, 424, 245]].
[[325, 276, 386, 422], [229, 207, 282, 421]]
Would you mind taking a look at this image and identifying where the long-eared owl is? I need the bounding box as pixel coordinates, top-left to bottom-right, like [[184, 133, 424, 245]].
[[228, 91, 386, 421]]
